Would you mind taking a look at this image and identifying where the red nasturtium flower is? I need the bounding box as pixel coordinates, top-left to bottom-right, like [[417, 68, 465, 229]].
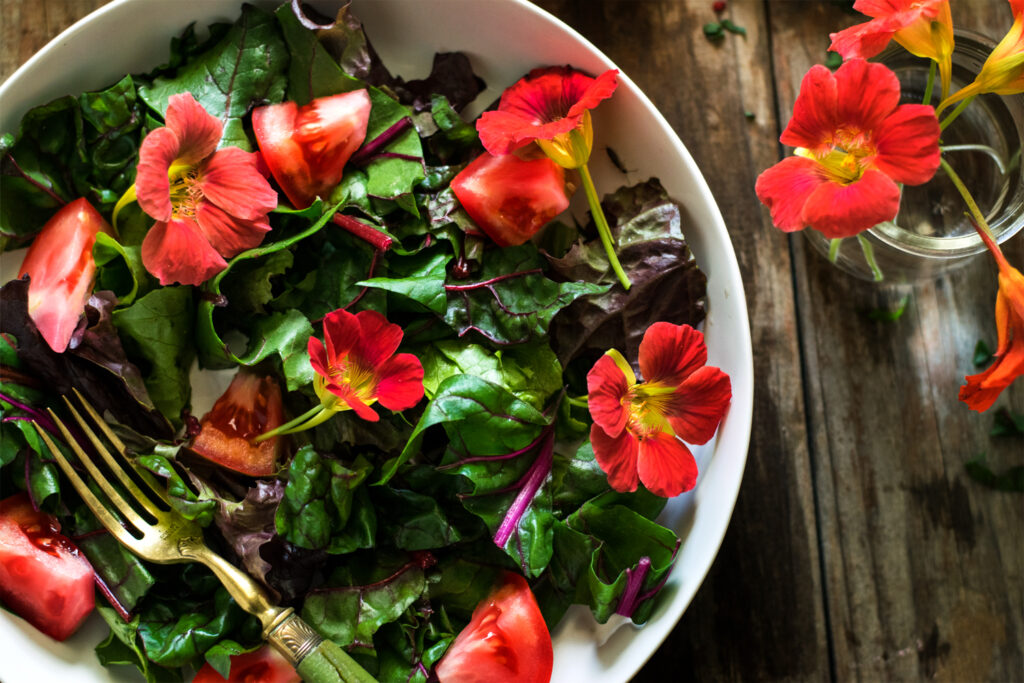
[[587, 323, 731, 498], [134, 93, 278, 286], [755, 59, 941, 239], [941, 0, 1024, 110], [959, 230, 1024, 412], [828, 0, 954, 98], [309, 308, 424, 421]]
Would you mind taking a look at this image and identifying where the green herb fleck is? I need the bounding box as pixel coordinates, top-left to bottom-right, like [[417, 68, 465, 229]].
[[721, 19, 747, 36], [703, 22, 725, 40], [965, 455, 1024, 492], [825, 51, 843, 70], [973, 339, 993, 367], [867, 294, 909, 322], [991, 408, 1024, 437]]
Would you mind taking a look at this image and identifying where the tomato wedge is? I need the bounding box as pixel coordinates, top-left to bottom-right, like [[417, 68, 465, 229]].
[[252, 90, 372, 209], [0, 493, 95, 641], [450, 151, 570, 247], [18, 197, 112, 353], [435, 571, 553, 683], [190, 370, 285, 477], [192, 645, 300, 683]]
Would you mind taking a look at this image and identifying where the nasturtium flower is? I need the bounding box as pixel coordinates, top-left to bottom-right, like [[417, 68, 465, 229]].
[[134, 93, 278, 286], [476, 66, 618, 168], [940, 0, 1024, 111], [755, 59, 940, 239], [829, 0, 954, 98], [256, 309, 424, 443], [308, 308, 424, 422], [587, 322, 731, 498], [959, 229, 1024, 412]]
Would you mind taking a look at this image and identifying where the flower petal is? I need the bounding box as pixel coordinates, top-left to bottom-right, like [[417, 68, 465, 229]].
[[872, 104, 941, 185], [635, 431, 698, 498], [140, 218, 227, 286], [665, 365, 733, 445], [164, 93, 222, 165], [828, 17, 901, 60], [638, 322, 707, 386], [326, 382, 381, 422], [322, 308, 361, 366], [801, 168, 900, 239], [308, 336, 330, 378], [959, 339, 1024, 412], [780, 65, 838, 152], [587, 352, 632, 437], [755, 156, 827, 233], [564, 68, 619, 119], [834, 59, 901, 132], [590, 424, 640, 493], [374, 353, 425, 411], [195, 201, 271, 258], [351, 309, 404, 370], [135, 127, 180, 222], [197, 147, 279, 221]]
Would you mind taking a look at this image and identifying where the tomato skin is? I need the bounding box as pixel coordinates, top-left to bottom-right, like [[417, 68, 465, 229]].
[[0, 493, 95, 641], [435, 572, 553, 683], [190, 371, 285, 477], [192, 645, 300, 683], [450, 152, 570, 247], [252, 90, 372, 209], [18, 197, 112, 353]]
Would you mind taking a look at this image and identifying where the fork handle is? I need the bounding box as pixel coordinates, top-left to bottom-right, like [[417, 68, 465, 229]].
[[267, 611, 378, 683]]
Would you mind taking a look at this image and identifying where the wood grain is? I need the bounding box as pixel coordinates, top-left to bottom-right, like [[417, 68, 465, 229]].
[[2, 1, 1022, 682]]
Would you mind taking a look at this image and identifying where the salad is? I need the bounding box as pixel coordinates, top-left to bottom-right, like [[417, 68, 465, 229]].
[[0, 2, 730, 682]]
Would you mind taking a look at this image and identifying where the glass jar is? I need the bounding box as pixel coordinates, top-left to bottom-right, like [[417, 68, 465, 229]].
[[805, 30, 1024, 283]]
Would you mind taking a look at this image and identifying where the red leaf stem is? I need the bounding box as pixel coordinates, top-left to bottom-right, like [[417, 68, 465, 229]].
[[331, 213, 393, 252]]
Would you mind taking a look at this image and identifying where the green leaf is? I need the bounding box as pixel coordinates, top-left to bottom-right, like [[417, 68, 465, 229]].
[[301, 556, 430, 647], [137, 452, 219, 526], [203, 640, 257, 679], [991, 408, 1024, 437], [964, 455, 1024, 492], [94, 605, 169, 683], [721, 18, 747, 36], [444, 244, 607, 346], [276, 4, 364, 103], [72, 504, 156, 613], [93, 232, 148, 306], [419, 340, 562, 411], [139, 5, 289, 150], [112, 286, 195, 423], [360, 248, 451, 314]]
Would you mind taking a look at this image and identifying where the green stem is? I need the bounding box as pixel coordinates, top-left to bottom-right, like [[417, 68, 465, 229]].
[[939, 96, 975, 132], [254, 404, 325, 443], [564, 395, 589, 408], [856, 234, 884, 282], [578, 162, 632, 290], [939, 157, 995, 242], [828, 238, 842, 263], [922, 60, 936, 105]]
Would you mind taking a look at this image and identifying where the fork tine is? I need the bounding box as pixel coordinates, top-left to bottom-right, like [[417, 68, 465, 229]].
[[45, 407, 150, 530], [32, 422, 141, 549], [60, 395, 166, 517], [70, 389, 172, 509]]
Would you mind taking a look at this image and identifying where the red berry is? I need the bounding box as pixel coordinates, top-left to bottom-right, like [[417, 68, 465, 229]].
[[713, 0, 727, 11]]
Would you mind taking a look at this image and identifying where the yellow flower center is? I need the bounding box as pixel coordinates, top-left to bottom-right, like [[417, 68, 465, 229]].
[[313, 354, 378, 411], [624, 382, 676, 440], [167, 163, 204, 219]]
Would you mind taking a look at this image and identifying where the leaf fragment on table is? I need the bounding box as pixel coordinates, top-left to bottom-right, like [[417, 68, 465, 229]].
[[965, 454, 1024, 492]]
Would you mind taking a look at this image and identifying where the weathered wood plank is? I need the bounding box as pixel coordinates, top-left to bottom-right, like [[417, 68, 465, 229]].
[[530, 1, 831, 680], [768, 0, 1024, 680]]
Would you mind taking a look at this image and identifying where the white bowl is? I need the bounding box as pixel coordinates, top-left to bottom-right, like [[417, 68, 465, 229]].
[[0, 1, 754, 681]]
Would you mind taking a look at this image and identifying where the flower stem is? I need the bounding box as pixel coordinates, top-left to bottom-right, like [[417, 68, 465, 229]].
[[828, 238, 842, 263], [564, 395, 589, 408], [578, 162, 631, 290], [254, 404, 324, 443], [939, 157, 995, 242], [922, 60, 936, 106], [856, 234, 883, 282], [939, 95, 976, 132]]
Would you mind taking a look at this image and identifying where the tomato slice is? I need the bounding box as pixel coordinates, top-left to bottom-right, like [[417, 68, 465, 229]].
[[252, 90, 372, 209], [435, 571, 553, 683], [192, 645, 300, 683], [450, 152, 570, 247], [18, 197, 112, 353], [190, 370, 285, 477], [0, 493, 95, 641]]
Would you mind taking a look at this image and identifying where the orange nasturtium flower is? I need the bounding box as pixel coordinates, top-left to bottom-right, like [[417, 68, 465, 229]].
[[587, 323, 731, 498], [828, 0, 955, 99], [940, 0, 1024, 111], [130, 93, 278, 286], [257, 309, 424, 441], [755, 59, 941, 239], [959, 230, 1024, 412]]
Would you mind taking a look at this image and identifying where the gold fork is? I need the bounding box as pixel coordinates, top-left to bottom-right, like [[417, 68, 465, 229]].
[[34, 390, 377, 683]]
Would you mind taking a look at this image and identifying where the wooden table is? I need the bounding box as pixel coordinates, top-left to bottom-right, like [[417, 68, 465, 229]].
[[3, 1, 1022, 681]]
